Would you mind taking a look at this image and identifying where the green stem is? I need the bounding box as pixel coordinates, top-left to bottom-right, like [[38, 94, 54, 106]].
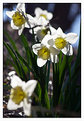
[[52, 63, 56, 107], [41, 85, 50, 109], [46, 61, 50, 91], [52, 63, 59, 107]]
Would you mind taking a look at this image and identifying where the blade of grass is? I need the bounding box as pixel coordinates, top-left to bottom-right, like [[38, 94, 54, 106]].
[[4, 41, 27, 81], [4, 31, 18, 51]]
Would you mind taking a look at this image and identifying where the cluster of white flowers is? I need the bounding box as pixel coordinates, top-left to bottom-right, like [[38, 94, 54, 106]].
[[6, 3, 78, 68], [6, 3, 78, 116]]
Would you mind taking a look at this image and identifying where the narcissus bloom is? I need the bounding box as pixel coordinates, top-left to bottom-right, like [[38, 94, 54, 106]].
[[47, 27, 78, 55], [6, 3, 35, 35], [32, 35, 60, 67], [29, 25, 56, 41], [34, 7, 53, 26], [7, 71, 37, 116]]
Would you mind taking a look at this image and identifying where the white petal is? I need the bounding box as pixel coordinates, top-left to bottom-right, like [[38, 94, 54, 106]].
[[23, 99, 31, 116], [32, 44, 41, 55], [42, 10, 47, 15], [6, 11, 15, 18], [37, 57, 47, 67], [52, 34, 59, 42], [10, 75, 25, 88], [37, 17, 48, 26], [24, 22, 29, 28], [47, 13, 53, 20], [25, 80, 37, 97], [41, 34, 53, 48], [29, 26, 41, 34], [65, 33, 78, 44], [18, 25, 24, 35], [62, 44, 73, 56], [8, 71, 16, 76], [50, 26, 57, 35], [16, 3, 25, 13], [50, 54, 59, 63], [49, 46, 60, 55], [33, 27, 41, 34], [27, 14, 36, 24], [11, 20, 19, 30], [25, 14, 35, 28], [7, 71, 16, 80], [35, 7, 42, 17], [57, 27, 63, 35], [7, 99, 23, 110], [56, 27, 66, 38]]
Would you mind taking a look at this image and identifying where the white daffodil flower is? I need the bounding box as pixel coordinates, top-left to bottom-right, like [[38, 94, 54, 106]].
[[7, 71, 37, 116], [6, 3, 35, 35], [34, 7, 53, 26], [32, 35, 60, 67], [47, 27, 78, 56], [30, 25, 56, 41]]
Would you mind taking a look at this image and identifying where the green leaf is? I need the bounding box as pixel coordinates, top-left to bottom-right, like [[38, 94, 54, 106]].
[[20, 34, 31, 64], [16, 51, 33, 73], [46, 61, 50, 90], [59, 55, 67, 83], [4, 41, 20, 74], [4, 42, 27, 81], [4, 31, 18, 51]]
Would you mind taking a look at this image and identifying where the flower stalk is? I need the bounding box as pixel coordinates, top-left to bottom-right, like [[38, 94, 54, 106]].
[[52, 62, 59, 107]]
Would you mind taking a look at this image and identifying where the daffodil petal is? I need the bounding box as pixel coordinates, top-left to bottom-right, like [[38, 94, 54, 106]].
[[56, 27, 63, 35], [18, 25, 24, 35], [25, 14, 35, 28], [56, 27, 65, 38], [8, 71, 16, 76], [37, 57, 47, 67], [29, 26, 40, 34], [65, 33, 78, 44], [7, 99, 23, 110], [10, 75, 25, 88], [25, 80, 37, 97], [50, 26, 57, 35], [35, 7, 53, 21], [23, 99, 31, 116], [32, 44, 41, 55], [50, 54, 59, 63], [16, 3, 25, 13], [11, 20, 19, 29], [35, 7, 42, 17], [37, 17, 48, 26], [6, 11, 15, 18], [62, 44, 73, 56], [25, 22, 30, 28], [47, 12, 53, 20], [41, 34, 53, 48], [26, 14, 36, 27], [49, 46, 60, 55], [42, 10, 47, 15]]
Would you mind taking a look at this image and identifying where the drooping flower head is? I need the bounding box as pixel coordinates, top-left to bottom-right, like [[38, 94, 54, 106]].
[[47, 27, 78, 55], [6, 3, 35, 35], [29, 25, 56, 41], [34, 7, 53, 26], [32, 35, 60, 67], [7, 71, 37, 116]]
